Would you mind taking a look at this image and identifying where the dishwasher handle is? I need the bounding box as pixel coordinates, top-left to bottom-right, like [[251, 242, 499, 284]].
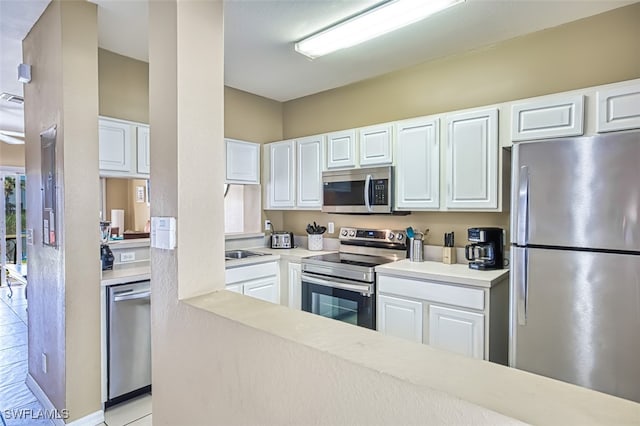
[[113, 290, 151, 302]]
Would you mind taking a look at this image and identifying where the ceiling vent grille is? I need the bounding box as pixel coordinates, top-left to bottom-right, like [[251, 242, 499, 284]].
[[0, 92, 24, 104]]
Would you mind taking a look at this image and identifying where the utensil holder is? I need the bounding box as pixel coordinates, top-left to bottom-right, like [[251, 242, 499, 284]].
[[442, 247, 457, 264], [409, 238, 424, 262], [308, 234, 323, 251]]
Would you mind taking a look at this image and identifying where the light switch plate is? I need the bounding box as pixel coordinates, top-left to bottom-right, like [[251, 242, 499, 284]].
[[328, 222, 334, 234]]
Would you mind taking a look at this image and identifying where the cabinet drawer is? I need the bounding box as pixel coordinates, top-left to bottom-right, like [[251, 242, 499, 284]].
[[225, 261, 278, 284], [378, 275, 484, 311]]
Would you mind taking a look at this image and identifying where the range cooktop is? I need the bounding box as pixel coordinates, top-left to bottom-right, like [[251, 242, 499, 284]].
[[304, 252, 398, 269]]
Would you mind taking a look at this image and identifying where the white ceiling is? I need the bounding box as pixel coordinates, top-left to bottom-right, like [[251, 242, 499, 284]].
[[0, 0, 636, 141]]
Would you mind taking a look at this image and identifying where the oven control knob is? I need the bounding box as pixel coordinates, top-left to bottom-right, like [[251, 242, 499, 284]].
[[388, 232, 395, 240], [397, 234, 404, 241], [341, 229, 348, 237], [348, 230, 356, 237]]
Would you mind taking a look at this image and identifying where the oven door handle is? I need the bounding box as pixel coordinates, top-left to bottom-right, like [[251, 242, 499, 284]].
[[301, 273, 373, 296]]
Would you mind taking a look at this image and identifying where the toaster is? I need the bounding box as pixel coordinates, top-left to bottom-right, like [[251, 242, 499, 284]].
[[271, 231, 294, 249]]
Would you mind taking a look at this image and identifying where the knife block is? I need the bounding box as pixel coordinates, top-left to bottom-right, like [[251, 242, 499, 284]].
[[442, 247, 456, 265]]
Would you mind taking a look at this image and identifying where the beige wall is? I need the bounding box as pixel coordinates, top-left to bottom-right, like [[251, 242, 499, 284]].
[[225, 86, 282, 143], [0, 143, 25, 167], [274, 3, 640, 242], [104, 178, 150, 232], [98, 48, 149, 123], [23, 0, 101, 421]]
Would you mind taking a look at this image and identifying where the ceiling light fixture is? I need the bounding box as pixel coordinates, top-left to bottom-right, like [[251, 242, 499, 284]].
[[295, 0, 465, 59]]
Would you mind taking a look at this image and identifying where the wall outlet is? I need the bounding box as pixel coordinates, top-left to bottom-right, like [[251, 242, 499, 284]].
[[42, 353, 47, 374], [26, 229, 34, 246], [264, 220, 271, 231], [120, 252, 136, 262], [328, 222, 335, 234]]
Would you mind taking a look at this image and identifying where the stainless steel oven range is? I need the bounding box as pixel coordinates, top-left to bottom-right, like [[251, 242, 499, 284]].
[[301, 227, 407, 329]]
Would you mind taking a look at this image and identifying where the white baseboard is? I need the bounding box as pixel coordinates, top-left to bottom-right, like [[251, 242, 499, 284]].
[[26, 374, 105, 426]]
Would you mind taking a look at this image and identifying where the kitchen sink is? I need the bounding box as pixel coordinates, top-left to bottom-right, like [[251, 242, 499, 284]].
[[224, 250, 266, 261]]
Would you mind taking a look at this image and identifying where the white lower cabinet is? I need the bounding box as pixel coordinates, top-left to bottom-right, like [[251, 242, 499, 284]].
[[377, 294, 423, 343], [225, 261, 279, 304], [243, 276, 279, 303], [428, 305, 484, 360], [287, 262, 302, 310], [377, 273, 507, 362], [226, 283, 243, 294]]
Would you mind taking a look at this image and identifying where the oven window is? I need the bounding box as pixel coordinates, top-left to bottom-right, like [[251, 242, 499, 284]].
[[302, 279, 375, 329], [312, 293, 358, 325]]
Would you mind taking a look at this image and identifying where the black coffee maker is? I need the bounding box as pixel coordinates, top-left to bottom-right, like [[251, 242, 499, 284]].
[[465, 227, 505, 270], [100, 221, 114, 271]]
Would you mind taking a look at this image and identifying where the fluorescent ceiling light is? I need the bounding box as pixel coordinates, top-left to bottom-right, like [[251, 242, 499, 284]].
[[295, 0, 465, 59]]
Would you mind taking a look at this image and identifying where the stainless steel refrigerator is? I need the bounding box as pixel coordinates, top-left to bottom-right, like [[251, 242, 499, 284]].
[[510, 130, 640, 403]]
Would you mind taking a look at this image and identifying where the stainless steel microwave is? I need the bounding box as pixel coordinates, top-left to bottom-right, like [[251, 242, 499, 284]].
[[322, 166, 393, 214]]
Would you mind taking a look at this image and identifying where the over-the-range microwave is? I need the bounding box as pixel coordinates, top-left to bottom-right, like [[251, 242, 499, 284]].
[[322, 166, 400, 214]]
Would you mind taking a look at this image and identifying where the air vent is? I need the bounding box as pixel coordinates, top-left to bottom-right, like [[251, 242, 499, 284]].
[[0, 92, 24, 104]]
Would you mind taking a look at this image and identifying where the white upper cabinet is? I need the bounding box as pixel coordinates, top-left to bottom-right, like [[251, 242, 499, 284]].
[[136, 125, 151, 174], [99, 117, 150, 178], [511, 95, 584, 141], [359, 124, 392, 166], [225, 138, 260, 184], [395, 117, 440, 210], [267, 141, 296, 209], [597, 83, 640, 132], [99, 118, 132, 172], [296, 136, 323, 209], [428, 305, 484, 360], [445, 108, 498, 210], [326, 130, 357, 169]]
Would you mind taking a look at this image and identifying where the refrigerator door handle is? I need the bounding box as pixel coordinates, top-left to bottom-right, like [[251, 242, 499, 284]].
[[517, 248, 528, 325], [516, 165, 529, 245]]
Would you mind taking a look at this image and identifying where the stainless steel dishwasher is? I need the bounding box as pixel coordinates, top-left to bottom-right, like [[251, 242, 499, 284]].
[[106, 280, 151, 406]]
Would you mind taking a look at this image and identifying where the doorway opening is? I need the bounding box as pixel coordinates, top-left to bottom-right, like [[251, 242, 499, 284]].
[[1, 169, 26, 287]]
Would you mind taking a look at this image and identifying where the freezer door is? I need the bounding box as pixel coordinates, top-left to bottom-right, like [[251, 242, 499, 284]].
[[510, 247, 640, 403], [512, 131, 640, 251]]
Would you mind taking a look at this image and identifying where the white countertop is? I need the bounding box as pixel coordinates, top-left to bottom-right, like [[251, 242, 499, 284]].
[[224, 252, 280, 269], [107, 238, 150, 249], [101, 266, 151, 286], [376, 259, 509, 288]]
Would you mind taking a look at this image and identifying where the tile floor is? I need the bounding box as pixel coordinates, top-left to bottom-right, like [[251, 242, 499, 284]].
[[0, 282, 152, 426]]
